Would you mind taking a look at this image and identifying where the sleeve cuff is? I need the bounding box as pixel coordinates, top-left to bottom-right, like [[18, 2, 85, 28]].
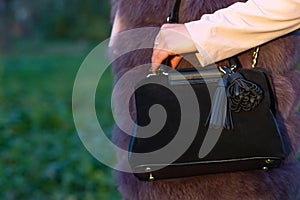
[[184, 21, 215, 67]]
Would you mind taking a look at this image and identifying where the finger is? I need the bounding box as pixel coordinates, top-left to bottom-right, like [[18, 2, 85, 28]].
[[151, 50, 170, 72], [170, 55, 183, 69], [151, 49, 171, 72]]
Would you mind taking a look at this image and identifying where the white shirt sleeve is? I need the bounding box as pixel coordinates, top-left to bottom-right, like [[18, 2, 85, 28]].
[[185, 0, 300, 66]]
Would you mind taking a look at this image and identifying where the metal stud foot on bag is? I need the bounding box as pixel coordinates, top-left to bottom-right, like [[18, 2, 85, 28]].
[[262, 166, 269, 171], [149, 173, 155, 181], [265, 159, 274, 164], [145, 167, 155, 181]]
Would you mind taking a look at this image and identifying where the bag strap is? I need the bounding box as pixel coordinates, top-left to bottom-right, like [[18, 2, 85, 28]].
[[167, 0, 181, 23], [251, 46, 260, 68]]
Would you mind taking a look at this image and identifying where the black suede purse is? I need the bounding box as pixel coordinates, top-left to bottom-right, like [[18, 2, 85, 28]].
[[128, 0, 285, 181]]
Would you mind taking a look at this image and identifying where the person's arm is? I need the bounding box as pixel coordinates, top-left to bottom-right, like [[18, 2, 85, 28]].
[[185, 0, 300, 66]]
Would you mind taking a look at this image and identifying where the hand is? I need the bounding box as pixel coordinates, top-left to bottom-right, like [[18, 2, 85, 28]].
[[151, 24, 197, 73]]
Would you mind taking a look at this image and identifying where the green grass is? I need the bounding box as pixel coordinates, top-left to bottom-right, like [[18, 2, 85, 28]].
[[0, 40, 120, 200]]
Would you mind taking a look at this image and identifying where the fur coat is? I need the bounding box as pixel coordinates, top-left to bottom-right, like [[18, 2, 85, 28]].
[[110, 0, 300, 199]]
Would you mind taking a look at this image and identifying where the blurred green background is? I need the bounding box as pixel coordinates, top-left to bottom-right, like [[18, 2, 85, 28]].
[[0, 0, 119, 199], [0, 1, 299, 200]]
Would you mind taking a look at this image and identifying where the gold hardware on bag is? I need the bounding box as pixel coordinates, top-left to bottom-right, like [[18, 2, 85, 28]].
[[265, 159, 274, 164], [252, 47, 260, 68], [149, 173, 155, 181], [145, 167, 151, 172], [218, 65, 237, 75], [145, 167, 155, 181], [262, 166, 269, 171]]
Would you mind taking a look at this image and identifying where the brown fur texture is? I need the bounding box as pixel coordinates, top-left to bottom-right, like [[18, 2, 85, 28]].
[[110, 0, 300, 199]]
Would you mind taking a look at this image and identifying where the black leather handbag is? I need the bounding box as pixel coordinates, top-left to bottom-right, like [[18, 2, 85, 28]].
[[128, 0, 285, 181]]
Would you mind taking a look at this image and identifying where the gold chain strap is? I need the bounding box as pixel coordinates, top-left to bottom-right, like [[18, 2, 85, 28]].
[[252, 47, 260, 68]]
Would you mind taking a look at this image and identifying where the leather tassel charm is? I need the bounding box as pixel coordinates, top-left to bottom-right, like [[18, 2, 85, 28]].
[[225, 97, 234, 130], [207, 78, 228, 129], [206, 66, 263, 130]]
